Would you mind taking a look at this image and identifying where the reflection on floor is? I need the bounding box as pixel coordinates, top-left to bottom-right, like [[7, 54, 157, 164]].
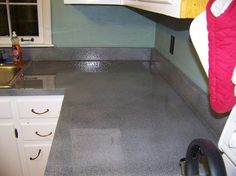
[[45, 61, 216, 176]]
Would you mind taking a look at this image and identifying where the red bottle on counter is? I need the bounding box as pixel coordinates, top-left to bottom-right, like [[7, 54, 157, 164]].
[[12, 31, 24, 67]]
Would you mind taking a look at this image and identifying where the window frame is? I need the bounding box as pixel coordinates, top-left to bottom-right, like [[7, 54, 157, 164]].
[[0, 0, 53, 47]]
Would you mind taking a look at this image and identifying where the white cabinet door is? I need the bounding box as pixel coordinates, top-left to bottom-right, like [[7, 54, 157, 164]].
[[24, 144, 51, 176], [0, 123, 22, 176], [0, 100, 12, 119]]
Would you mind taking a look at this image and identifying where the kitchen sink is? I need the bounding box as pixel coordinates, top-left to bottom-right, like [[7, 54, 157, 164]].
[[0, 63, 22, 88]]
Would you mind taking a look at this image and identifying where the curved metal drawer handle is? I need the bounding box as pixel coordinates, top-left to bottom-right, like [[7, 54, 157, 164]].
[[30, 149, 41, 160], [35, 131, 53, 137], [31, 109, 49, 115]]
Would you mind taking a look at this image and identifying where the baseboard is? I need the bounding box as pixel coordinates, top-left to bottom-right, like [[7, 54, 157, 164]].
[[151, 49, 227, 139]]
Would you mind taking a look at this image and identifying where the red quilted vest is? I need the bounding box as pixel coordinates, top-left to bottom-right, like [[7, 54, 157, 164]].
[[206, 0, 236, 113]]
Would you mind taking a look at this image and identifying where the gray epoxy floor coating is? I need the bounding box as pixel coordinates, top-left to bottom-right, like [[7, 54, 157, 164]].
[[45, 61, 216, 176]]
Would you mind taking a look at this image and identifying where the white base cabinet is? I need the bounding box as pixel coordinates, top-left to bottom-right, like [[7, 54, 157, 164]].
[[0, 123, 23, 176], [0, 95, 64, 176]]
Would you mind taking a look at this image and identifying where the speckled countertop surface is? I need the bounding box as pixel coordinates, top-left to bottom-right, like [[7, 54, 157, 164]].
[[0, 89, 64, 96], [0, 61, 217, 175], [36, 61, 216, 176]]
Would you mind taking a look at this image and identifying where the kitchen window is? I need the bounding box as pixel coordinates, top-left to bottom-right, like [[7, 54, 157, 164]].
[[0, 0, 52, 47]]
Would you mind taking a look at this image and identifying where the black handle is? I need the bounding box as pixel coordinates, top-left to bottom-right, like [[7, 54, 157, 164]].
[[21, 38, 34, 42], [185, 138, 226, 176], [30, 149, 41, 160], [35, 131, 52, 137], [31, 109, 49, 115], [14, 128, 18, 138]]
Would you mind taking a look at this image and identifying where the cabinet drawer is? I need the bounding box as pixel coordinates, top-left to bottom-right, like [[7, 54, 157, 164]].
[[24, 144, 51, 176], [0, 100, 12, 119], [17, 96, 63, 118], [21, 122, 56, 141]]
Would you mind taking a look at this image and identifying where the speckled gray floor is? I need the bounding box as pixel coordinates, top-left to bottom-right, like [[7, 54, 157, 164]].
[[44, 61, 216, 176]]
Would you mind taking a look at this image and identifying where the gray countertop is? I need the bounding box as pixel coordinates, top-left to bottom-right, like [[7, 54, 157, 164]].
[[42, 61, 216, 176], [0, 61, 217, 175], [0, 89, 64, 96]]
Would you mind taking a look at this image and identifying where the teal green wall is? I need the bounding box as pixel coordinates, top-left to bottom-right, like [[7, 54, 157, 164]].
[[50, 1, 207, 91], [51, 1, 156, 47], [155, 23, 208, 92]]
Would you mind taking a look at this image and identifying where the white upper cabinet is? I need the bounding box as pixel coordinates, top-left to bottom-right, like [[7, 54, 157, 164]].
[[137, 0, 173, 4], [124, 0, 180, 18], [124, 0, 208, 18], [64, 0, 121, 5], [64, 0, 208, 19]]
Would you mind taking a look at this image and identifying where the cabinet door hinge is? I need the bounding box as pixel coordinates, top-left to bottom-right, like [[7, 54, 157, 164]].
[[15, 128, 18, 138]]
